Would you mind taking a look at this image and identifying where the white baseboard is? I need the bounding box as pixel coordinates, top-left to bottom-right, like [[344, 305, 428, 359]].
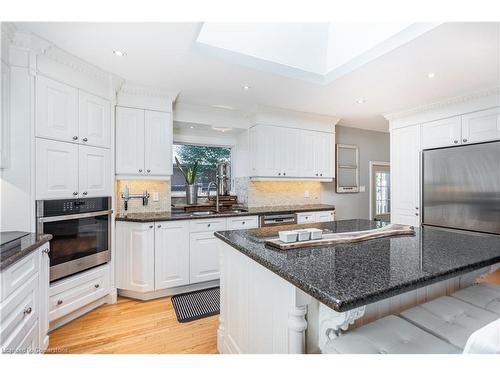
[[117, 280, 220, 301]]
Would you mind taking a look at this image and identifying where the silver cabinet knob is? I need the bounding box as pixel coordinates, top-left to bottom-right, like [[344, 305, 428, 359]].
[[415, 213, 419, 216], [315, 173, 319, 176], [82, 191, 88, 196], [242, 222, 246, 225], [42, 248, 50, 254], [57, 300, 63, 305], [320, 173, 323, 176], [454, 140, 459, 144], [283, 172, 286, 176], [415, 207, 419, 210], [278, 173, 281, 176], [463, 139, 468, 143], [82, 137, 88, 142], [72, 136, 78, 140], [73, 192, 78, 196], [139, 169, 143, 173], [149, 225, 153, 229], [207, 223, 211, 227], [157, 224, 162, 228], [147, 169, 151, 173], [94, 284, 99, 289], [23, 306, 32, 315]]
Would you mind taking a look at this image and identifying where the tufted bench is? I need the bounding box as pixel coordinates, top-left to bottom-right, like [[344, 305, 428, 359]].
[[324, 283, 500, 354]]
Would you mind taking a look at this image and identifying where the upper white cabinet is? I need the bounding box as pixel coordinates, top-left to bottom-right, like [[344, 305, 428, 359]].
[[115, 106, 172, 177], [36, 76, 78, 143], [461, 107, 500, 144], [78, 146, 111, 198], [250, 125, 335, 179], [391, 124, 421, 226], [36, 76, 111, 148], [154, 221, 190, 290], [421, 116, 461, 149], [79, 91, 111, 148]]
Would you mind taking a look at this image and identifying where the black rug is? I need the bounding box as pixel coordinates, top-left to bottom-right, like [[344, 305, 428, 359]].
[[171, 287, 220, 323]]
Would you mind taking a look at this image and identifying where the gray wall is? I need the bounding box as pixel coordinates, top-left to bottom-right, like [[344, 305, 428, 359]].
[[321, 125, 390, 220]]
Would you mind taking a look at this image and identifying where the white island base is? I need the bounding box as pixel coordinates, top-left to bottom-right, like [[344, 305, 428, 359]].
[[217, 241, 499, 354]]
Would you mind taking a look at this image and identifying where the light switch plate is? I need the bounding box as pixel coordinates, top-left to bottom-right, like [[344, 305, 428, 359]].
[[304, 190, 310, 198], [153, 192, 160, 202], [359, 186, 366, 192]]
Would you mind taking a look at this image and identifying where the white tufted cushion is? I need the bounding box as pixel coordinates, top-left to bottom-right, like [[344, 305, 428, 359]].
[[451, 283, 500, 314], [323, 315, 460, 354], [400, 296, 499, 349], [463, 318, 500, 354]]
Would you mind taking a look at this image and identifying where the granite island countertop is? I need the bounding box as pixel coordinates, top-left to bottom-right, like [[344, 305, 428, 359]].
[[0, 232, 52, 270], [115, 204, 335, 222], [214, 219, 500, 312]]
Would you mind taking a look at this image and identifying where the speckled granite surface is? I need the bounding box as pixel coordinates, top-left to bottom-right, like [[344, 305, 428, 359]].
[[115, 204, 336, 222], [214, 219, 500, 312], [0, 233, 52, 270]]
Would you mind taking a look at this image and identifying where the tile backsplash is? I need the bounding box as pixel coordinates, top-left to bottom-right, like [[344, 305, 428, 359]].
[[115, 179, 171, 214]]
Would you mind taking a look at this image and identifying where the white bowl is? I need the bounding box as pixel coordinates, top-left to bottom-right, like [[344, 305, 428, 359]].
[[279, 230, 298, 243]]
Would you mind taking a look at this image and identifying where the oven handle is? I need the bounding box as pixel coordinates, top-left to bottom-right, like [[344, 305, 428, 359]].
[[37, 209, 113, 223]]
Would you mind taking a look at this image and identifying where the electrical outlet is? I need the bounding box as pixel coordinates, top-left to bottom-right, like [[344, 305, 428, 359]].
[[304, 190, 310, 198], [359, 186, 366, 192], [153, 192, 160, 202]]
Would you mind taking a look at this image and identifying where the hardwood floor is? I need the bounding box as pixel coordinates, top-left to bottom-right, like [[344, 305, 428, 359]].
[[47, 296, 219, 354]]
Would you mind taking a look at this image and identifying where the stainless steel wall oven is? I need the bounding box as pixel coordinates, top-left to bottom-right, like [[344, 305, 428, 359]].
[[36, 197, 112, 282]]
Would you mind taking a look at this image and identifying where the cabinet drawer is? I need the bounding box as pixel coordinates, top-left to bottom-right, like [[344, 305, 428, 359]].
[[0, 275, 39, 351], [189, 218, 226, 233], [296, 212, 315, 224], [1, 250, 39, 302], [13, 320, 39, 354], [226, 216, 259, 230], [49, 264, 110, 322], [315, 211, 335, 223]]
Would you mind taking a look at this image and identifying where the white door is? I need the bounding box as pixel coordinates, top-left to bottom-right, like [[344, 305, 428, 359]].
[[78, 145, 111, 198], [390, 125, 421, 226], [144, 110, 172, 176], [461, 107, 500, 144], [78, 91, 111, 148], [115, 107, 145, 175], [297, 130, 316, 178], [116, 222, 155, 293], [370, 164, 391, 221], [314, 132, 332, 178], [36, 138, 79, 199], [35, 76, 78, 143], [154, 221, 190, 290], [190, 231, 221, 284], [421, 116, 461, 149]]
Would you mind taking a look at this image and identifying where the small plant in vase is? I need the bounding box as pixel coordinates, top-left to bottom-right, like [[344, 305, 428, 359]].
[[175, 157, 199, 205]]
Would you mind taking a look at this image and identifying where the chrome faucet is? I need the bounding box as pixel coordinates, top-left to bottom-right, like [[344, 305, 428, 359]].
[[121, 185, 150, 211], [207, 181, 220, 213]]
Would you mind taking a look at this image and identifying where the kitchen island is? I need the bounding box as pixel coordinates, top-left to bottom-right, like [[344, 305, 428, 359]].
[[214, 219, 500, 353]]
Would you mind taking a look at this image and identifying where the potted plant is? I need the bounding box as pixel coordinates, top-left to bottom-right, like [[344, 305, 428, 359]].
[[175, 157, 199, 205]]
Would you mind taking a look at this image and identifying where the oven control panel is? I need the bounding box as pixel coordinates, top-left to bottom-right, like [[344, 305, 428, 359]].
[[37, 197, 111, 217]]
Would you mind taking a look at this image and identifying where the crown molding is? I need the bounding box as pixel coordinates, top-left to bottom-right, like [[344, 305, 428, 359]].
[[383, 86, 500, 121], [119, 83, 178, 102], [1, 22, 16, 45]]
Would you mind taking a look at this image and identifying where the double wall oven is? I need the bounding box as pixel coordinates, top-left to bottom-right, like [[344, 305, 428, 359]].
[[36, 197, 112, 282]]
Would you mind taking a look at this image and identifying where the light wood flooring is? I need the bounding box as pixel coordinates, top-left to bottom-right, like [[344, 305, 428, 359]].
[[47, 296, 219, 354]]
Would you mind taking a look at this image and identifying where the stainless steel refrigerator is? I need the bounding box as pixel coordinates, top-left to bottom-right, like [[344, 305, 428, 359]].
[[422, 140, 500, 234]]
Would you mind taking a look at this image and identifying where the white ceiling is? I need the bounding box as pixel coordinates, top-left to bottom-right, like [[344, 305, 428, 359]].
[[16, 22, 500, 132]]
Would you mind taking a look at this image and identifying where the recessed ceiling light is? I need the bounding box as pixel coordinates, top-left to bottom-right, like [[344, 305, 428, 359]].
[[189, 125, 195, 129], [427, 72, 435, 79], [113, 50, 126, 57], [212, 104, 234, 110], [242, 85, 251, 91], [356, 99, 366, 104], [212, 126, 232, 133]]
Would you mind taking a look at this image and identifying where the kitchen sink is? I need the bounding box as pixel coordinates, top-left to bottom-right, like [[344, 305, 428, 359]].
[[221, 209, 248, 214], [190, 211, 216, 216]]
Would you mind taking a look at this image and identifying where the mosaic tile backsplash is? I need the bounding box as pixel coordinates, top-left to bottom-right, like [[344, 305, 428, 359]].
[[115, 179, 171, 214]]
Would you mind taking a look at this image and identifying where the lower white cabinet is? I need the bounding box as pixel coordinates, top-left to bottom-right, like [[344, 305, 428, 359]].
[[155, 221, 190, 289], [116, 222, 155, 293], [296, 211, 335, 224], [189, 230, 223, 284]]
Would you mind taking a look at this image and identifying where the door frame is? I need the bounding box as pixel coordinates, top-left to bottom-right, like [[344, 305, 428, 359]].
[[369, 161, 390, 220]]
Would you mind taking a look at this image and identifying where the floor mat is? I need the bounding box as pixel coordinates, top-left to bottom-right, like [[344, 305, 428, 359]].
[[171, 287, 220, 323]]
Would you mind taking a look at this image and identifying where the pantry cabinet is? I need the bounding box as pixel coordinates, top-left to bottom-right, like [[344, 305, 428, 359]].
[[250, 125, 335, 179], [115, 106, 172, 177]]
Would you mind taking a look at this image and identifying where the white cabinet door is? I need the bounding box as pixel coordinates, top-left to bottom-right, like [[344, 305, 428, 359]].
[[154, 221, 190, 290], [315, 210, 335, 222], [421, 116, 461, 149], [116, 222, 155, 293], [296, 212, 315, 224], [391, 125, 421, 226], [280, 127, 300, 177], [190, 229, 224, 284], [461, 107, 500, 144], [78, 145, 111, 197], [36, 76, 78, 143], [252, 125, 281, 177], [115, 107, 145, 175], [36, 138, 79, 199], [297, 130, 316, 178], [315, 132, 334, 178], [144, 110, 172, 176], [79, 91, 111, 148], [39, 245, 50, 351]]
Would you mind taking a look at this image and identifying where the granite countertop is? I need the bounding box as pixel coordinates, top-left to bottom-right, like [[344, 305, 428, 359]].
[[115, 204, 336, 222], [0, 232, 52, 271], [214, 219, 500, 312]]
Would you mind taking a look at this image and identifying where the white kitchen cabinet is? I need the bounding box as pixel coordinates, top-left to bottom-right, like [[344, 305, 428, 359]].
[[78, 145, 111, 197], [297, 130, 316, 178], [314, 133, 334, 178], [79, 91, 111, 148], [35, 76, 78, 144], [461, 107, 500, 144], [250, 125, 281, 177], [145, 110, 173, 176], [154, 221, 190, 289], [190, 231, 222, 284], [115, 106, 145, 175], [421, 116, 461, 149], [391, 124, 421, 226], [115, 106, 172, 177], [296, 212, 315, 224], [36, 138, 79, 199], [226, 216, 259, 230], [116, 222, 155, 293], [296, 211, 335, 224], [39, 244, 50, 350]]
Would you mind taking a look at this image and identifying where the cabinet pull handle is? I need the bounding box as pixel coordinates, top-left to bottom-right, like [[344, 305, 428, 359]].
[[157, 225, 161, 228], [42, 248, 50, 254], [283, 172, 286, 176], [82, 191, 88, 196], [83, 137, 88, 142], [278, 173, 281, 176], [320, 174, 323, 176], [454, 140, 459, 144], [57, 300, 63, 305], [149, 225, 153, 229], [415, 213, 419, 216], [463, 139, 468, 143], [415, 207, 419, 210], [315, 173, 319, 176], [72, 136, 78, 140], [147, 169, 151, 173], [242, 222, 246, 225], [94, 284, 100, 289], [23, 307, 32, 315], [139, 169, 143, 173], [207, 223, 211, 227], [73, 192, 78, 196]]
